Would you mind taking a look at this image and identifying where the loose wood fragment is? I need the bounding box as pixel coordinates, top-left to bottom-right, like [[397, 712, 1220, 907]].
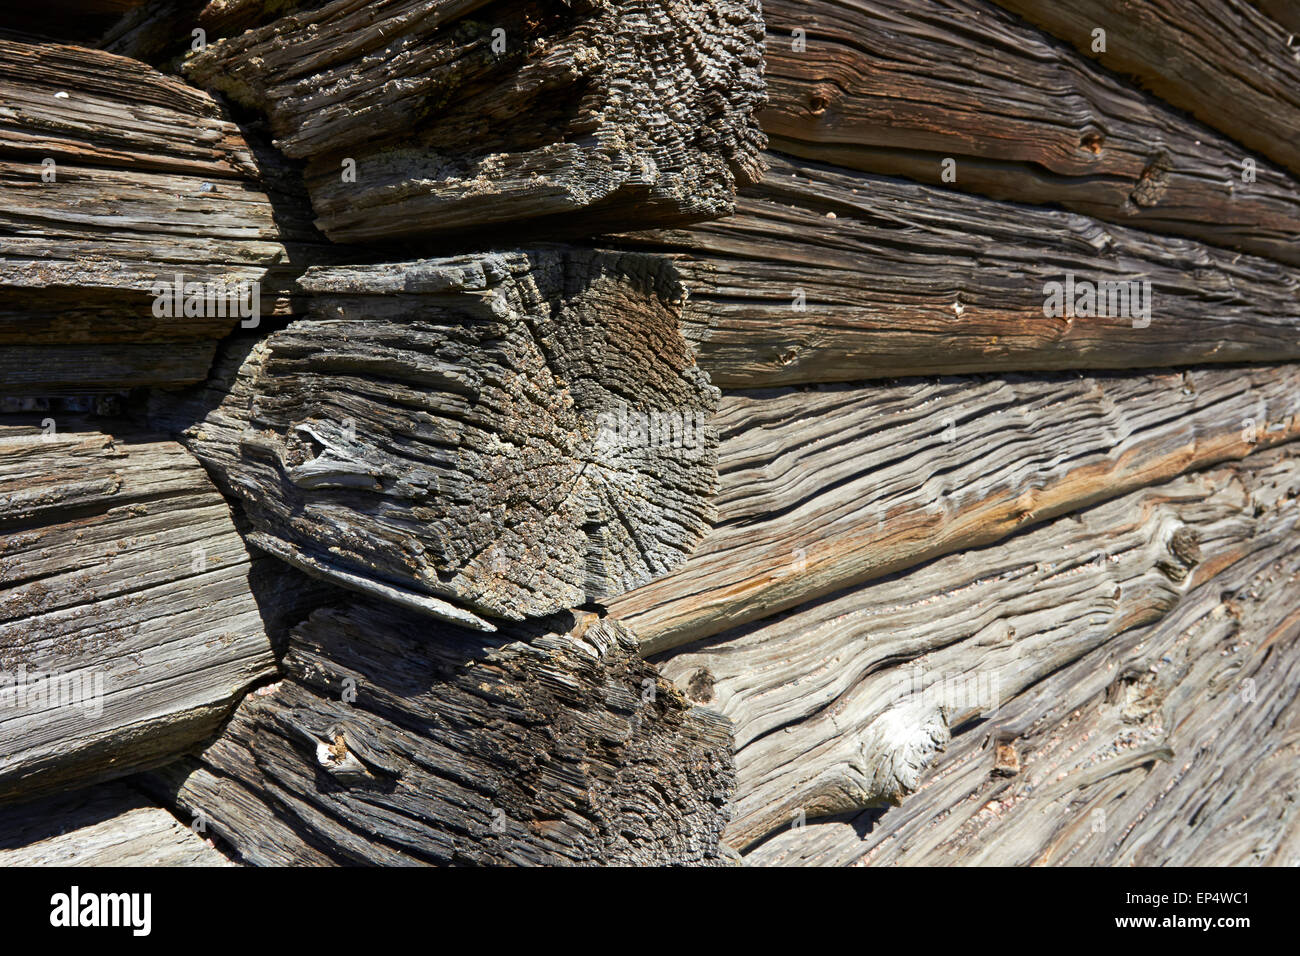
[[610, 364, 1300, 654], [991, 0, 1300, 179], [153, 249, 719, 626], [0, 418, 279, 801], [184, 0, 767, 243], [758, 0, 1300, 266], [623, 153, 1300, 388], [0, 781, 233, 866], [146, 605, 736, 866], [748, 502, 1300, 866], [658, 447, 1300, 848], [0, 39, 305, 392]]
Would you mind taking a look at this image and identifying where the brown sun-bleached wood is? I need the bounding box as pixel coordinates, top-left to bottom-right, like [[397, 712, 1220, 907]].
[[0, 418, 305, 803], [148, 249, 720, 629], [181, 0, 767, 244], [618, 153, 1300, 389], [746, 482, 1300, 866], [656, 446, 1300, 849], [989, 0, 1300, 180], [607, 364, 1300, 656], [0, 780, 235, 866], [0, 39, 316, 393], [142, 606, 737, 866], [758, 0, 1300, 267]]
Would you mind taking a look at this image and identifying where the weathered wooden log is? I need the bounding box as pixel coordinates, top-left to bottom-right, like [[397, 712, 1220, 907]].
[[747, 495, 1300, 865], [183, 0, 767, 243], [621, 153, 1300, 388], [151, 249, 719, 628], [0, 417, 283, 802], [658, 446, 1300, 849], [0, 780, 233, 866], [610, 364, 1300, 654], [144, 604, 736, 866], [758, 0, 1300, 266], [990, 0, 1300, 179], [0, 39, 308, 393], [1252, 0, 1300, 33]]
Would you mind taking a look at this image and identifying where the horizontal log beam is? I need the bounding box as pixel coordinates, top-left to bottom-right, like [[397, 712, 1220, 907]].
[[759, 0, 1300, 266], [621, 153, 1300, 388], [609, 364, 1300, 654]]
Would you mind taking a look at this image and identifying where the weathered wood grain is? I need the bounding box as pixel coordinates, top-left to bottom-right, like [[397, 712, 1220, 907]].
[[990, 0, 1300, 179], [183, 0, 767, 243], [623, 153, 1300, 388], [658, 446, 1300, 849], [758, 0, 1300, 266], [748, 502, 1300, 866], [145, 605, 736, 866], [150, 249, 719, 628], [0, 39, 307, 392], [0, 780, 233, 866], [0, 417, 279, 802], [609, 364, 1300, 654]]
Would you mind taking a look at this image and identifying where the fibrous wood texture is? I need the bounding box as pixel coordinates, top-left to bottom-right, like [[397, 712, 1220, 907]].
[[760, 0, 1300, 265], [747, 480, 1300, 866], [0, 418, 278, 801], [626, 153, 1300, 388], [152, 249, 719, 629], [990, 0, 1300, 179], [0, 780, 232, 866], [0, 39, 299, 392], [658, 446, 1300, 849], [610, 363, 1300, 654], [183, 0, 768, 243], [145, 604, 736, 866]]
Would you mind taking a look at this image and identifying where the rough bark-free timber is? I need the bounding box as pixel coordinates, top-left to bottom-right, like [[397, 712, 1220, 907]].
[[183, 0, 767, 243], [659, 446, 1300, 849], [0, 39, 302, 392], [624, 153, 1300, 388], [145, 604, 736, 866], [0, 418, 278, 802], [0, 780, 233, 866], [611, 364, 1300, 654], [747, 512, 1300, 866], [151, 249, 719, 628], [991, 0, 1300, 179], [759, 0, 1300, 266]]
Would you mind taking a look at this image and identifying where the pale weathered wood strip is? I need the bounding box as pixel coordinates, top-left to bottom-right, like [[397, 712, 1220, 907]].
[[758, 0, 1300, 267], [609, 364, 1300, 654], [747, 515, 1300, 866], [990, 0, 1300, 178], [183, 0, 767, 243], [152, 249, 720, 628], [0, 780, 233, 866], [620, 153, 1300, 388], [658, 446, 1300, 848], [0, 417, 280, 802], [146, 608, 737, 866]]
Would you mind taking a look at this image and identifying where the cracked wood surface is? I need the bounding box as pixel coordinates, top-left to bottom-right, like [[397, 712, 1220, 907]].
[[990, 0, 1300, 179], [150, 249, 719, 628], [0, 39, 302, 392], [609, 364, 1300, 655], [0, 779, 233, 866], [183, 0, 767, 243], [658, 446, 1300, 849], [748, 477, 1300, 866], [760, 0, 1300, 267], [144, 606, 736, 866], [0, 417, 280, 802], [621, 152, 1300, 388]]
